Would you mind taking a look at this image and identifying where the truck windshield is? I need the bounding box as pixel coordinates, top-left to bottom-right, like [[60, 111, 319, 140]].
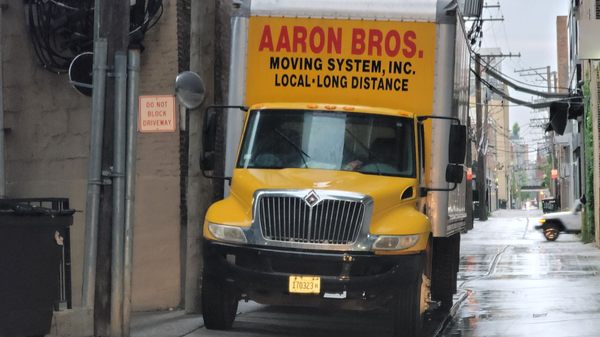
[[237, 109, 416, 177]]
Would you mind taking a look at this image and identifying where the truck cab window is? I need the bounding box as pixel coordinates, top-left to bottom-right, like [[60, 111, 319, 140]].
[[237, 109, 416, 178]]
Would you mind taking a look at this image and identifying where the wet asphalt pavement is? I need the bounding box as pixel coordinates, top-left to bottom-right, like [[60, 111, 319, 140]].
[[441, 209, 600, 337], [132, 209, 600, 337]]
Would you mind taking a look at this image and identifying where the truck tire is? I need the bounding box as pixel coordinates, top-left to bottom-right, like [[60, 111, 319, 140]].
[[201, 275, 239, 330], [392, 276, 422, 337], [431, 235, 460, 311], [543, 224, 560, 241]]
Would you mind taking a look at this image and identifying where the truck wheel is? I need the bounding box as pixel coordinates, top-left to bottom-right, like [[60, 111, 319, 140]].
[[543, 225, 560, 241], [392, 276, 422, 337], [201, 275, 239, 330], [431, 235, 460, 311]]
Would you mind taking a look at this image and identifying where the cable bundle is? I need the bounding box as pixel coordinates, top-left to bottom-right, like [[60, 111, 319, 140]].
[[25, 0, 163, 74]]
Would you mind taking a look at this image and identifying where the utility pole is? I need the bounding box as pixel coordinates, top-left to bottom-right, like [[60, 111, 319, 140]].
[[93, 1, 130, 336], [483, 2, 501, 9], [186, 0, 216, 313], [546, 66, 552, 92], [515, 65, 558, 200], [475, 54, 488, 220], [474, 52, 520, 220], [514, 66, 552, 85], [0, 2, 6, 198], [466, 115, 474, 228]]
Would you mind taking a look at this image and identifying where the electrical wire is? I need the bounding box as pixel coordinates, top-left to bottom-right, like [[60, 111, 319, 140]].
[[484, 65, 571, 99], [25, 0, 164, 73], [461, 9, 562, 162], [49, 0, 89, 11], [470, 102, 530, 107], [494, 146, 552, 154], [477, 3, 569, 92], [471, 69, 582, 109], [465, 20, 575, 95], [479, 54, 571, 91]]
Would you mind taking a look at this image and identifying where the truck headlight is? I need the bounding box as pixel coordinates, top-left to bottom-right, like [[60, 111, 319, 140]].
[[208, 223, 247, 244], [372, 235, 420, 251]]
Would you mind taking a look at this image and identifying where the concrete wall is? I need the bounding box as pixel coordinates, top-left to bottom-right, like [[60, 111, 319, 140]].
[[132, 0, 181, 311], [3, 0, 91, 309], [2, 0, 181, 311]]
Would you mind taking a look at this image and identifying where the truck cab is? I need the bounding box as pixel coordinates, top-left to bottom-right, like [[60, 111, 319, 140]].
[[204, 103, 429, 273]]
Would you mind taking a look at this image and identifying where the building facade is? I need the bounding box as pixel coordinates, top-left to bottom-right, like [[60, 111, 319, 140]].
[[566, 0, 598, 243], [468, 49, 512, 213], [1, 1, 187, 311]]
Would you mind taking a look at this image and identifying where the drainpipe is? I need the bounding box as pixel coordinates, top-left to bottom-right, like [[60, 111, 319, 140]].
[[82, 38, 108, 308], [110, 51, 128, 337], [122, 48, 140, 337]]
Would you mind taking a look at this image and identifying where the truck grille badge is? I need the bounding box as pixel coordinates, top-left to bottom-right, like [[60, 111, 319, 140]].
[[304, 190, 320, 207]]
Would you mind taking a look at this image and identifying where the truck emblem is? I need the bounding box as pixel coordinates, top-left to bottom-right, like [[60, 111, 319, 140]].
[[304, 190, 320, 207]]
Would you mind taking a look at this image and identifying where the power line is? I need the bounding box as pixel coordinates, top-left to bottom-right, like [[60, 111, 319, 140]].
[[485, 65, 570, 98], [479, 4, 565, 92], [471, 70, 581, 109], [477, 53, 571, 92]]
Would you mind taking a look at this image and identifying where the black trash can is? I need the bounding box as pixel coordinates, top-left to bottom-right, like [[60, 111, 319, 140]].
[[0, 199, 73, 337], [473, 201, 480, 219]]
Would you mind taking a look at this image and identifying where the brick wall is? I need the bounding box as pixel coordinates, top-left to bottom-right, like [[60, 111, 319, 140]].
[[556, 16, 569, 93]]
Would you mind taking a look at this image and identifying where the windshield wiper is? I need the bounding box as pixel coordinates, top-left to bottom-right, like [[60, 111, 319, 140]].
[[274, 128, 310, 168], [345, 128, 381, 175]]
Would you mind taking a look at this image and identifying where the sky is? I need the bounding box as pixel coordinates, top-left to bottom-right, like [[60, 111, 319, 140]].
[[477, 0, 570, 159]]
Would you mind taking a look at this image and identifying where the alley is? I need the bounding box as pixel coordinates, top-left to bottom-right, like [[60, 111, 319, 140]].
[[441, 209, 600, 337], [3, 2, 596, 337], [132, 209, 600, 337]]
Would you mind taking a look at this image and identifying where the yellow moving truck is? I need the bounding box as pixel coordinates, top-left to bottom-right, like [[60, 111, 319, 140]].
[[199, 1, 471, 336]]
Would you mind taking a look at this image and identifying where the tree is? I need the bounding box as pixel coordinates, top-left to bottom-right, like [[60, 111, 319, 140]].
[[511, 123, 520, 138]]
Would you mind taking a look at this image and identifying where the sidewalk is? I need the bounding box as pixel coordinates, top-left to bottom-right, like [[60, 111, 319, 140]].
[[131, 310, 202, 337], [131, 302, 261, 337]]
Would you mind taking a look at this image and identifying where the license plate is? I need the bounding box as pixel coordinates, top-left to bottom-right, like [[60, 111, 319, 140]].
[[288, 275, 321, 294]]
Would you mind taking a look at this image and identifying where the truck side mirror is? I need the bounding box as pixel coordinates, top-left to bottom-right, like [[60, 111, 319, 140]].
[[201, 108, 218, 171], [448, 124, 466, 164], [445, 164, 464, 184], [416, 115, 465, 194], [197, 105, 247, 181]]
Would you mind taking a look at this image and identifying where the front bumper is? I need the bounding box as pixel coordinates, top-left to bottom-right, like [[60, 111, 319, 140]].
[[203, 240, 424, 311]]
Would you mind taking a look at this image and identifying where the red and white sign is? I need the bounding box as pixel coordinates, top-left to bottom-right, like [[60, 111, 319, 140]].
[[551, 169, 558, 180], [466, 167, 473, 181], [138, 95, 177, 133]]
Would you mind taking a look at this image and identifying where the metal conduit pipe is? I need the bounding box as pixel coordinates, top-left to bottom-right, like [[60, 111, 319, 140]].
[[82, 38, 108, 308], [123, 48, 140, 337], [0, 4, 6, 198], [110, 51, 128, 337]]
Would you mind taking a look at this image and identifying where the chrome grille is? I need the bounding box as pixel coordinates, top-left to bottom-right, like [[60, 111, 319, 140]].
[[257, 195, 365, 245]]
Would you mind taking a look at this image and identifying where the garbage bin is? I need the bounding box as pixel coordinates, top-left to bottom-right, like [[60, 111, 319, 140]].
[[0, 198, 73, 337], [473, 200, 480, 219]]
